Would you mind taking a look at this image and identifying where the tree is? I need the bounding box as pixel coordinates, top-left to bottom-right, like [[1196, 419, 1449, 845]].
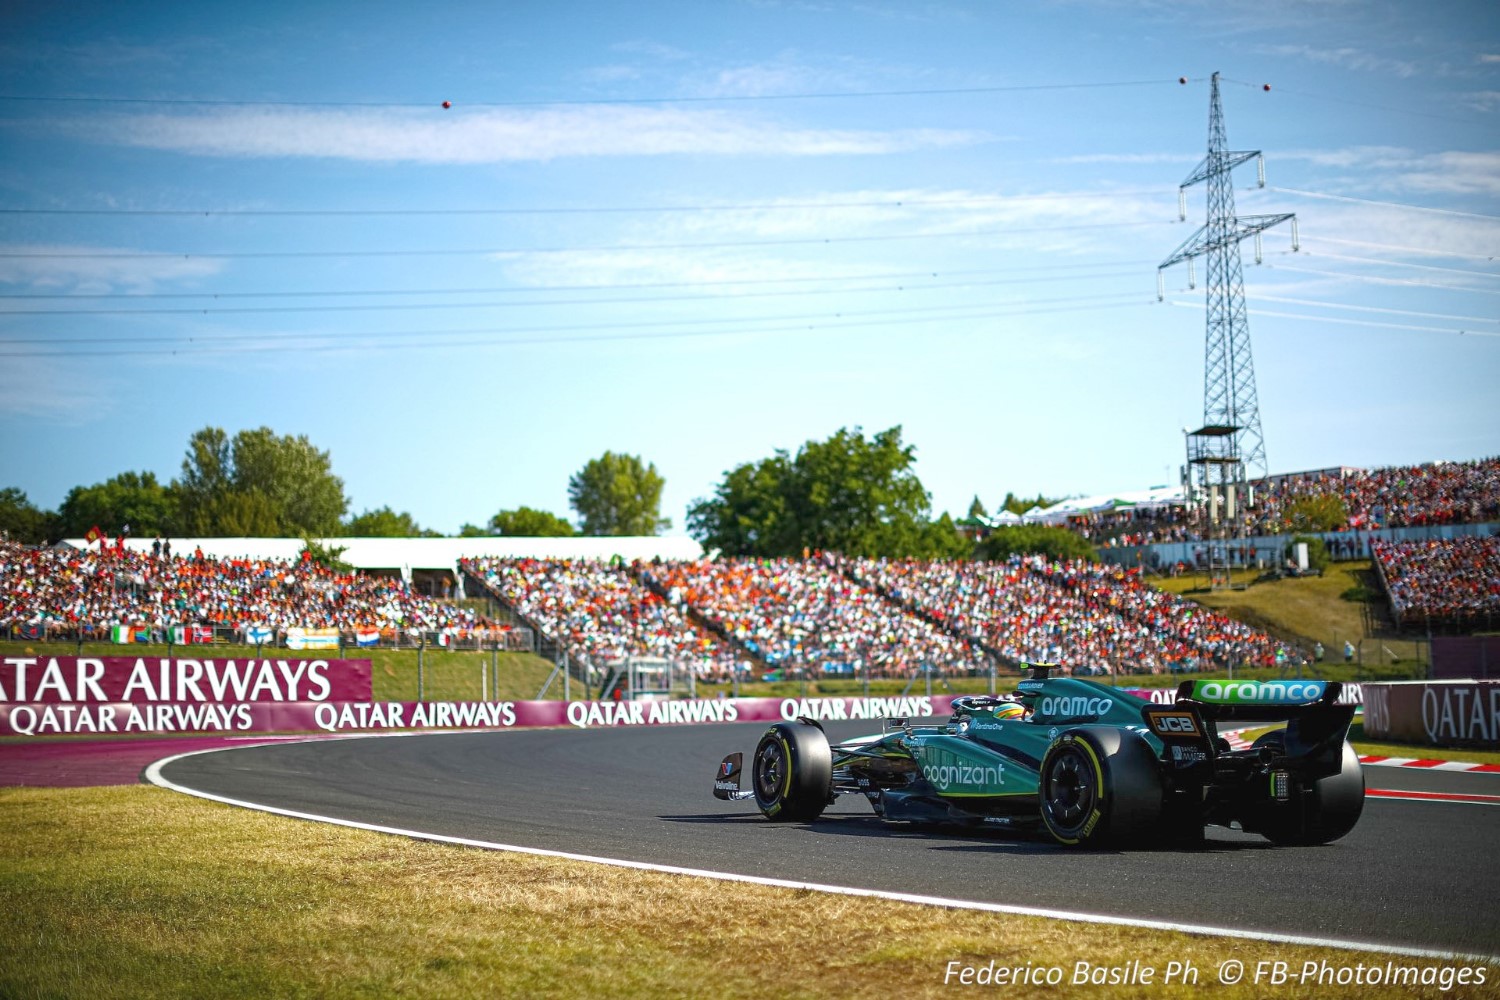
[[1283, 495, 1348, 533], [0, 488, 54, 544], [998, 491, 1059, 516], [966, 495, 988, 522], [974, 524, 1097, 563], [568, 452, 669, 536], [56, 471, 176, 538], [489, 506, 574, 537], [346, 506, 436, 537], [688, 425, 967, 559], [172, 426, 347, 537]]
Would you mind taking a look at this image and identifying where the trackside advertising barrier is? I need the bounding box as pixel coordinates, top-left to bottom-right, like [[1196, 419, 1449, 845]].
[[1362, 680, 1500, 748], [0, 657, 1364, 737], [0, 654, 960, 737]]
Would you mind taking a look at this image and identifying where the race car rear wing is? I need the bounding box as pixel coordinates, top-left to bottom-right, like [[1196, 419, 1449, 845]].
[[1172, 679, 1343, 722], [1168, 679, 1355, 773]]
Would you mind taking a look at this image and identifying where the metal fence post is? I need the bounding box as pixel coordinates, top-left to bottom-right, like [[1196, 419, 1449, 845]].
[[417, 635, 425, 702]]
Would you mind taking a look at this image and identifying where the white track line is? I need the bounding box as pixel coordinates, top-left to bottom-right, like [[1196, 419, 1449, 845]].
[[143, 741, 1498, 965]]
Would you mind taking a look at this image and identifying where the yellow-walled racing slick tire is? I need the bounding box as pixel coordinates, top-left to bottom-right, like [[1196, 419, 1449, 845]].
[[752, 721, 833, 823]]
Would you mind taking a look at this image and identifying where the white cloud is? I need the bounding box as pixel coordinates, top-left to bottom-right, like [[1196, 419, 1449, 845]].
[[0, 246, 224, 294], [1281, 147, 1500, 196], [0, 355, 117, 421], [76, 106, 985, 163], [1460, 90, 1500, 113], [1259, 43, 1419, 78]]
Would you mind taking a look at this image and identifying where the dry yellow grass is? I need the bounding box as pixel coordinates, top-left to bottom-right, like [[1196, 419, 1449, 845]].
[[2, 786, 1494, 999]]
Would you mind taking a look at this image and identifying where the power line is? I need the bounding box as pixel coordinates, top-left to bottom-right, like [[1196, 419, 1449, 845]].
[[0, 293, 1151, 357], [1193, 293, 1499, 326], [0, 190, 1173, 218], [0, 219, 1168, 260], [1166, 299, 1494, 337], [0, 290, 1144, 345], [1297, 251, 1500, 280], [0, 260, 1152, 300], [1268, 262, 1500, 295], [1313, 236, 1498, 262], [1271, 187, 1500, 223], [0, 78, 1174, 111], [1217, 77, 1488, 126], [0, 269, 1150, 317]]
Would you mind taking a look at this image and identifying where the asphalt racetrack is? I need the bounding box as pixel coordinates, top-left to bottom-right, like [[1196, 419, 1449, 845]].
[[154, 720, 1500, 957]]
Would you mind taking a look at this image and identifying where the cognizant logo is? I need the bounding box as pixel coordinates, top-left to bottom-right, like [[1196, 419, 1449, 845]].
[[924, 762, 1003, 791]]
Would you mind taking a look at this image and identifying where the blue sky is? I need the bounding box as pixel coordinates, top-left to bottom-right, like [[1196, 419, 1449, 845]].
[[2, 0, 1497, 535]]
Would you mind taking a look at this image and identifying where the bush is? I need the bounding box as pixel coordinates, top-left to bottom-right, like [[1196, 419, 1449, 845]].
[[975, 525, 1097, 562], [1286, 535, 1331, 575]]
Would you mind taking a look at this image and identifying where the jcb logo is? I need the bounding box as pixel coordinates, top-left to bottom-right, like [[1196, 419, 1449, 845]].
[[1150, 714, 1200, 736]]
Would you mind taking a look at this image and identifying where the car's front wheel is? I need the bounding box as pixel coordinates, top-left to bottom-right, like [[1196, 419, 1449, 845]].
[[752, 722, 832, 823]]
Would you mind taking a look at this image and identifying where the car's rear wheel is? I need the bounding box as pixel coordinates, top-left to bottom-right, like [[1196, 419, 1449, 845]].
[[1249, 731, 1364, 846], [1039, 728, 1163, 847], [752, 722, 832, 823]]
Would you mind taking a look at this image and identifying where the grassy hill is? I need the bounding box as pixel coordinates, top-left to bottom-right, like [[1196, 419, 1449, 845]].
[[1153, 559, 1426, 682]]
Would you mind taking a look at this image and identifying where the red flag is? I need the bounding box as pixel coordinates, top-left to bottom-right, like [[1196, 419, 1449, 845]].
[[85, 525, 103, 545]]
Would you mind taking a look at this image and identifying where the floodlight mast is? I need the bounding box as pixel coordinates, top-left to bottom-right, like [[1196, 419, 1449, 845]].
[[1158, 71, 1298, 484]]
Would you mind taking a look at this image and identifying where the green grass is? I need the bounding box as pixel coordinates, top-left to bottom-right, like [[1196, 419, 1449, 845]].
[[1154, 560, 1428, 680], [2, 786, 1486, 1000]]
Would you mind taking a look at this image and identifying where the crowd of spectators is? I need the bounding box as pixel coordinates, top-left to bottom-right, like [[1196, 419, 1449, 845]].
[[1255, 457, 1500, 532], [463, 557, 740, 678], [1037, 457, 1500, 550], [643, 558, 987, 678], [0, 540, 498, 642], [1371, 535, 1500, 629], [0, 540, 1319, 676], [840, 554, 1300, 674]]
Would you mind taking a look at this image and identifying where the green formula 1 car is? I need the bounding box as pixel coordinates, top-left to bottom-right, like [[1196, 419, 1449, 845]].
[[713, 664, 1364, 847]]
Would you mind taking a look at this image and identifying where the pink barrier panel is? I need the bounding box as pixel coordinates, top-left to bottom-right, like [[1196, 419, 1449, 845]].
[[0, 655, 372, 703], [0, 694, 961, 737]]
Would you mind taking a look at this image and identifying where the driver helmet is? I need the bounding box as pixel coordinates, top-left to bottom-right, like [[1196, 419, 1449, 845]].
[[994, 701, 1026, 721]]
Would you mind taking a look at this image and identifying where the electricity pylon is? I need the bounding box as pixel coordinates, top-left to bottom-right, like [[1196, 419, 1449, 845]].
[[1158, 71, 1298, 484]]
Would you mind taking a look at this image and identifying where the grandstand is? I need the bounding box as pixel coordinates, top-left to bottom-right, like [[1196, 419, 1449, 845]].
[[1371, 536, 1500, 634], [4, 455, 1493, 669], [1003, 456, 1500, 551]]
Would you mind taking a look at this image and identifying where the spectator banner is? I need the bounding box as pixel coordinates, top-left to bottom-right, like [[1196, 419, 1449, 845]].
[[110, 625, 151, 644], [241, 624, 274, 645], [285, 627, 341, 651], [0, 655, 373, 707], [1362, 680, 1500, 747], [0, 692, 959, 737]]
